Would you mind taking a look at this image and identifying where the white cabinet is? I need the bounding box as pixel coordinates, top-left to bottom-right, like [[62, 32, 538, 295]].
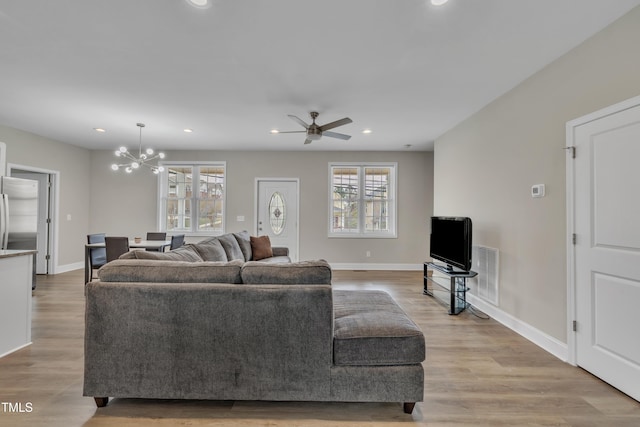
[[0, 250, 34, 357]]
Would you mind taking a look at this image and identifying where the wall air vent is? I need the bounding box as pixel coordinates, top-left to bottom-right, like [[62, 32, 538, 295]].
[[471, 246, 499, 306]]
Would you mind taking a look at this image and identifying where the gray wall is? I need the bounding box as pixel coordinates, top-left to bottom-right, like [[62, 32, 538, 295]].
[[433, 7, 640, 342], [0, 126, 91, 269], [90, 150, 434, 266]]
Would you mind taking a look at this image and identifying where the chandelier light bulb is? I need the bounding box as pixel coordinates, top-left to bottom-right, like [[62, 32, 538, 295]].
[[140, 154, 147, 160], [111, 164, 119, 171], [131, 162, 140, 169], [115, 150, 121, 157], [159, 152, 166, 159], [125, 167, 133, 173], [119, 146, 127, 153], [158, 166, 165, 172], [146, 148, 154, 155], [431, 0, 449, 5]]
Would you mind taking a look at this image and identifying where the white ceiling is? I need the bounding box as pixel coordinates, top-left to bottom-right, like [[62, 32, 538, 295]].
[[1, 0, 639, 152]]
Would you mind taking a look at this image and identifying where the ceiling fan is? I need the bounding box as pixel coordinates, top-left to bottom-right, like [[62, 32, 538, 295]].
[[277, 111, 352, 144]]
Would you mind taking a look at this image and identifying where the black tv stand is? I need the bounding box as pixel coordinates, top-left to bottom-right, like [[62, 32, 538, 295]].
[[424, 262, 477, 315]]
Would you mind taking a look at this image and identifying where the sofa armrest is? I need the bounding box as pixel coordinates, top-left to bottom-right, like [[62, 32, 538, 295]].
[[271, 247, 289, 257]]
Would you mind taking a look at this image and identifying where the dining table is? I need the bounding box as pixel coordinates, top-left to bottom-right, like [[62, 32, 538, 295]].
[[84, 239, 171, 284]]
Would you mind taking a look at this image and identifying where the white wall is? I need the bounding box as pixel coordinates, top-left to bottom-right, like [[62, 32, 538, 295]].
[[90, 149, 434, 267], [0, 126, 91, 270], [434, 6, 640, 342]]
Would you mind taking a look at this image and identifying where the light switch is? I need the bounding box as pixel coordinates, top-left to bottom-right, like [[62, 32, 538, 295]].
[[237, 215, 245, 222], [531, 184, 545, 198]]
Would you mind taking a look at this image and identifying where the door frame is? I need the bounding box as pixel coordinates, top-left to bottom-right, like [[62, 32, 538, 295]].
[[565, 94, 640, 366], [8, 163, 59, 275], [254, 177, 300, 262]]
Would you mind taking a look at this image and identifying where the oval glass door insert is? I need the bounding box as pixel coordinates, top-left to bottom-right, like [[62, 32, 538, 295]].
[[269, 192, 286, 235]]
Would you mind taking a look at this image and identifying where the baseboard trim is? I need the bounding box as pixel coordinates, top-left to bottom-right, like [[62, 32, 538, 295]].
[[466, 294, 569, 362], [54, 261, 84, 275], [330, 263, 422, 271]]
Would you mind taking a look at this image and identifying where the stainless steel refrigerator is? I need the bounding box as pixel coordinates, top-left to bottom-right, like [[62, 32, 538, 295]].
[[0, 176, 38, 289]]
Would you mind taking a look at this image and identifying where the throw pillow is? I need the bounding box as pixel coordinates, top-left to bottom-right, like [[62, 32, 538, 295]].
[[250, 235, 273, 260]]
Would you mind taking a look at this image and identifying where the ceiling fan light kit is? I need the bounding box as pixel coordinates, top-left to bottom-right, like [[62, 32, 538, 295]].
[[277, 111, 353, 145]]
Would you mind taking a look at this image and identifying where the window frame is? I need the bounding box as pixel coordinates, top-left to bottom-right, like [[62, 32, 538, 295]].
[[157, 161, 227, 236], [328, 162, 398, 238]]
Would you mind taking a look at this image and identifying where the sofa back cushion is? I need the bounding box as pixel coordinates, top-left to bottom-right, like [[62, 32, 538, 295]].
[[233, 230, 252, 261], [131, 245, 203, 262], [191, 238, 228, 262], [98, 259, 244, 284], [217, 233, 245, 261], [241, 260, 332, 285]]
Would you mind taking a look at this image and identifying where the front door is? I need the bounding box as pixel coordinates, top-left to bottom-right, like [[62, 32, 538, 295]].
[[256, 179, 299, 262], [571, 99, 640, 401]]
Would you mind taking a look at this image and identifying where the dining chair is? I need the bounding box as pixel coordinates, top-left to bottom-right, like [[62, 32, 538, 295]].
[[87, 233, 107, 280], [105, 237, 130, 262], [170, 234, 185, 250], [146, 232, 167, 251]]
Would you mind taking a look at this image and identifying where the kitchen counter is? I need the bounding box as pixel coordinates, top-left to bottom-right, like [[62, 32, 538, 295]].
[[0, 250, 36, 357], [0, 249, 37, 259]]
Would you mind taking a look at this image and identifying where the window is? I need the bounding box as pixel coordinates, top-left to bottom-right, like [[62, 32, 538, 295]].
[[159, 162, 226, 234], [329, 162, 397, 237]]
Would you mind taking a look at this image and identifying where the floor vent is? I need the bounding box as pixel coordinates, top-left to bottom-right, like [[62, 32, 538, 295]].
[[471, 246, 499, 306]]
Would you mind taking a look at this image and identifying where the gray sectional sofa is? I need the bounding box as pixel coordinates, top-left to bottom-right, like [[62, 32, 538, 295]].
[[83, 232, 425, 413]]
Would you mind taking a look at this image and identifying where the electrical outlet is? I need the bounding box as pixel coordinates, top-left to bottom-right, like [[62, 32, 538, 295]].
[[366, 251, 371, 257]]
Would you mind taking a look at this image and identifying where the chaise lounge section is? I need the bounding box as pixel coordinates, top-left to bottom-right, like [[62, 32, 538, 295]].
[[83, 235, 425, 413]]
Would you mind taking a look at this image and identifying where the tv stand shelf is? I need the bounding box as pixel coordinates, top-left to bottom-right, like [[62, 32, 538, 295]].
[[424, 262, 477, 315]]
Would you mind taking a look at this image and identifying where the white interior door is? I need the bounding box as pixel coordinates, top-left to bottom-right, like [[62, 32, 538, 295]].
[[256, 179, 299, 262], [571, 101, 640, 401]]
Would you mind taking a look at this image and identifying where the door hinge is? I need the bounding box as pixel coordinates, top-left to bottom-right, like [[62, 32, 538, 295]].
[[564, 146, 576, 158], [572, 233, 577, 245], [572, 320, 577, 332], [45, 254, 50, 261], [46, 218, 52, 224]]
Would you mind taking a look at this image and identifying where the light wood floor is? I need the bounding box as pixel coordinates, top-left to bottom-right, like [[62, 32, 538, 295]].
[[1, 270, 639, 426]]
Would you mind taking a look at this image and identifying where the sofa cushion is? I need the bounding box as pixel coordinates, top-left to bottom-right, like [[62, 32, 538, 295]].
[[241, 260, 331, 284], [191, 238, 228, 262], [233, 230, 252, 262], [132, 245, 203, 262], [332, 290, 425, 366], [218, 233, 245, 261], [250, 235, 273, 260], [98, 259, 244, 284]]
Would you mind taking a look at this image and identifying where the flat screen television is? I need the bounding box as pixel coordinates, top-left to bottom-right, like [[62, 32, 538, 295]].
[[429, 216, 472, 273]]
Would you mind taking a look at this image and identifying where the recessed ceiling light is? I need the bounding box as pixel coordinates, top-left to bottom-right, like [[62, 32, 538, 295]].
[[187, 0, 210, 9], [184, 128, 193, 133], [93, 128, 106, 133], [270, 129, 279, 134], [431, 0, 449, 6], [362, 129, 372, 134]]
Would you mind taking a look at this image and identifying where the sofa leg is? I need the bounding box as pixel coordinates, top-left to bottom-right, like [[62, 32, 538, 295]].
[[94, 397, 109, 407], [403, 402, 416, 414]]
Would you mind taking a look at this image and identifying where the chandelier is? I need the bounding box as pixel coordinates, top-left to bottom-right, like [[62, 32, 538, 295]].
[[111, 123, 166, 174]]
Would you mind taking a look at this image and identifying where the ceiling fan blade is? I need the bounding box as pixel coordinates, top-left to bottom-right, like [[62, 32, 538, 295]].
[[288, 115, 309, 129], [319, 117, 352, 132], [323, 131, 352, 140], [276, 131, 306, 134], [304, 138, 313, 145]]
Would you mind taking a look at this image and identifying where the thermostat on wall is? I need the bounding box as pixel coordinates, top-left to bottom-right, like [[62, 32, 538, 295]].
[[531, 184, 545, 198]]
